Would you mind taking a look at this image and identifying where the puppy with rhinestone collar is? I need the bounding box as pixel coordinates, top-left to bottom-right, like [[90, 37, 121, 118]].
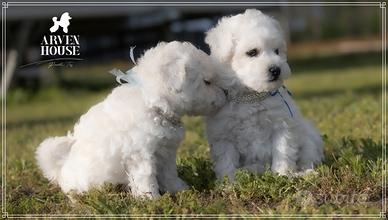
[[36, 42, 231, 198]]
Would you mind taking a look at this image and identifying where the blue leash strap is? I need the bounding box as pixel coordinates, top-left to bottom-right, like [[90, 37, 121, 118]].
[[282, 85, 293, 96], [270, 87, 294, 118]]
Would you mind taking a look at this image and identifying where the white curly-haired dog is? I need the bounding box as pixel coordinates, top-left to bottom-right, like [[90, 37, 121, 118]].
[[36, 41, 231, 198], [205, 9, 324, 180]]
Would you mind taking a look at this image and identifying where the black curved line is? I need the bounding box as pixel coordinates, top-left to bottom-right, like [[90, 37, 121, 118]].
[[18, 58, 84, 69]]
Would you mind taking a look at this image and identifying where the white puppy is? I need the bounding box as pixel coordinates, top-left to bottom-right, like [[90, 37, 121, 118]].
[[205, 9, 324, 179], [36, 41, 230, 198]]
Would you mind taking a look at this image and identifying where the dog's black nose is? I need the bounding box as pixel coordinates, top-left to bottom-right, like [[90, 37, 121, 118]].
[[222, 89, 229, 96], [268, 66, 281, 81]]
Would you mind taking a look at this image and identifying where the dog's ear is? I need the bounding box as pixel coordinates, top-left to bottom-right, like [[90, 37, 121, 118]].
[[161, 56, 190, 93], [205, 16, 237, 63]]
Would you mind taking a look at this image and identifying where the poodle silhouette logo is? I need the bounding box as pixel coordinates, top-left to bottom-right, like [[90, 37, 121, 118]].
[[41, 12, 80, 57], [50, 12, 72, 33]]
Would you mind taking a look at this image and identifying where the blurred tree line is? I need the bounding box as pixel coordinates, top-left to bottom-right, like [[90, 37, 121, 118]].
[[286, 6, 380, 42], [2, 5, 382, 94]]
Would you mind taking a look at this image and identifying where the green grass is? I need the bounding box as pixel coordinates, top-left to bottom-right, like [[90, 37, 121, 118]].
[[3, 53, 385, 217]]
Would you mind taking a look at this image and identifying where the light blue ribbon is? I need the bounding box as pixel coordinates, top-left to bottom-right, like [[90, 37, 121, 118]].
[[109, 46, 139, 85], [109, 68, 139, 85]]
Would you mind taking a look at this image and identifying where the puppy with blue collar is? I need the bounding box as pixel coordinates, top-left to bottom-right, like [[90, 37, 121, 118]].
[[205, 9, 324, 179]]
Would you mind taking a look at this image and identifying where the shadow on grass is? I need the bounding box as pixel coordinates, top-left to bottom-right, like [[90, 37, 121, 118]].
[[177, 137, 382, 192], [289, 51, 381, 74], [178, 157, 217, 191], [322, 136, 381, 166]]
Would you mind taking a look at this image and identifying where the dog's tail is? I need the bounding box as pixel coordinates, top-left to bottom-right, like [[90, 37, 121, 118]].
[[49, 17, 59, 33], [35, 136, 74, 182]]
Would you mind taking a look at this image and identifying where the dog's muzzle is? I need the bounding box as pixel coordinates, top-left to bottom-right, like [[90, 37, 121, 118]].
[[268, 65, 281, 82]]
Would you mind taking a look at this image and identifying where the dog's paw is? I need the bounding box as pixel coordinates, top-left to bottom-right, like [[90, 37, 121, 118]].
[[242, 163, 266, 174], [293, 169, 318, 177], [66, 192, 78, 204], [302, 169, 318, 176], [166, 178, 189, 194], [130, 184, 161, 199], [272, 167, 292, 176], [176, 178, 189, 191], [132, 190, 161, 199]]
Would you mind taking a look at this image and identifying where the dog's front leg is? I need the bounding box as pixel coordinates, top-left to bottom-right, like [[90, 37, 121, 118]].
[[271, 127, 299, 175], [156, 146, 188, 194], [125, 154, 160, 198], [297, 120, 324, 173], [241, 163, 266, 174], [211, 141, 239, 182]]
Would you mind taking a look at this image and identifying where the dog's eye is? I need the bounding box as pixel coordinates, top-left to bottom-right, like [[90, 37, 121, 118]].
[[246, 49, 258, 57], [204, 79, 211, 85], [274, 49, 279, 55]]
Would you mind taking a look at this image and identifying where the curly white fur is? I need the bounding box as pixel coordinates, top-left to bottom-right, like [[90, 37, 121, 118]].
[[205, 9, 324, 179], [36, 41, 231, 198]]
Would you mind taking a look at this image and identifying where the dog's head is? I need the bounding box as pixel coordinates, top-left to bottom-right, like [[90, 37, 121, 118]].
[[60, 12, 72, 22], [205, 9, 291, 92], [135, 41, 231, 116]]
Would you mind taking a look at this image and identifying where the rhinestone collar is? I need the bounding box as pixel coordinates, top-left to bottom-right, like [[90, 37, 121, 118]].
[[152, 107, 182, 127], [228, 91, 271, 104], [228, 86, 295, 117]]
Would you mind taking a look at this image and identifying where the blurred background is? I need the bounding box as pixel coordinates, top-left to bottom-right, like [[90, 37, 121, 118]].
[[2, 1, 384, 157], [2, 2, 382, 95]]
